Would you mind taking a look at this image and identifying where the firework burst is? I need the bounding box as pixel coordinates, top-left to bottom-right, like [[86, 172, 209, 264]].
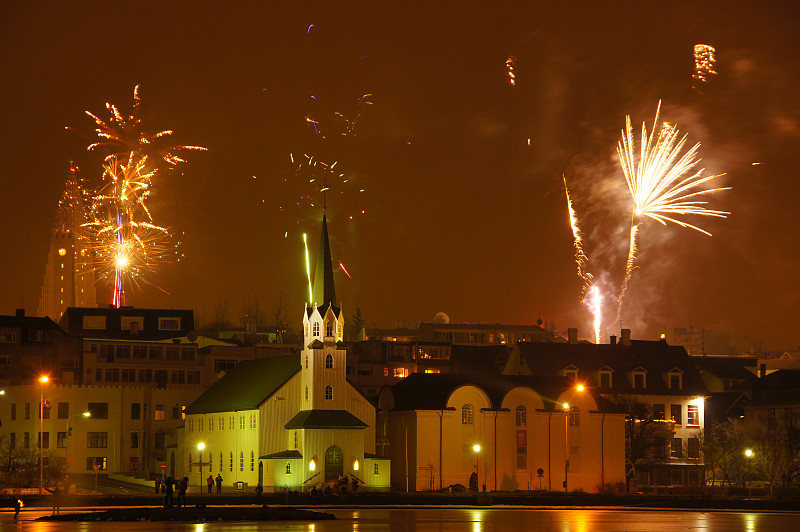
[[616, 101, 730, 310], [563, 175, 593, 301], [85, 85, 207, 166], [82, 154, 180, 305]]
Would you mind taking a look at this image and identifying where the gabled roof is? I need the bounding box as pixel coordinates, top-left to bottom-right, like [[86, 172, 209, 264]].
[[387, 372, 621, 413], [185, 354, 300, 414], [0, 312, 64, 333], [260, 450, 303, 459], [514, 340, 708, 396], [285, 409, 367, 429]]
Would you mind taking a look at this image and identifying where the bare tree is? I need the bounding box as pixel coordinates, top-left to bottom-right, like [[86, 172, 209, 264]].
[[213, 299, 231, 332], [270, 290, 291, 334], [239, 295, 265, 332]]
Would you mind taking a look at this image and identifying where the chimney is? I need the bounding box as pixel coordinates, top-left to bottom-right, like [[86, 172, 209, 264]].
[[568, 328, 578, 344], [610, 335, 617, 345], [621, 329, 631, 346]]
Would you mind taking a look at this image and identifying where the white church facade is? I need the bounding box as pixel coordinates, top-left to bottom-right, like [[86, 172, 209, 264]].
[[182, 215, 389, 491]]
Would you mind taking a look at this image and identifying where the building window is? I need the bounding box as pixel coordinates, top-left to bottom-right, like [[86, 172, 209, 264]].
[[229, 452, 233, 472], [131, 431, 139, 449], [687, 438, 700, 459], [654, 437, 666, 459], [305, 386, 308, 401], [515, 405, 526, 427], [461, 404, 473, 425], [373, 462, 380, 475], [155, 405, 165, 421], [251, 451, 255, 471], [82, 315, 107, 330], [9, 433, 15, 449], [392, 367, 409, 378], [239, 415, 245, 430], [294, 431, 299, 449], [285, 462, 292, 475], [671, 438, 683, 458], [325, 354, 333, 369], [214, 359, 237, 372], [173, 406, 181, 420], [599, 372, 612, 388], [219, 453, 223, 472], [305, 355, 308, 369], [149, 347, 163, 360], [87, 432, 108, 448], [131, 403, 141, 420], [24, 433, 30, 448], [786, 408, 795, 428], [229, 417, 234, 430], [568, 407, 580, 427], [25, 403, 30, 420], [670, 404, 682, 425], [669, 373, 682, 390], [325, 386, 333, 400], [57, 432, 67, 448], [219, 417, 224, 430], [250, 414, 256, 429], [158, 317, 181, 330], [155, 432, 166, 450], [57, 402, 69, 419], [10, 403, 16, 420], [38, 432, 50, 449], [239, 452, 244, 472], [130, 457, 139, 470], [181, 348, 195, 361], [87, 457, 107, 470], [653, 404, 665, 421], [88, 403, 108, 419], [199, 418, 204, 432], [313, 322, 320, 337], [633, 372, 646, 389], [326, 321, 333, 337], [687, 405, 700, 426]]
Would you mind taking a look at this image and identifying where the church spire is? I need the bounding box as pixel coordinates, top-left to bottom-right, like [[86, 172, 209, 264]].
[[311, 214, 336, 308]]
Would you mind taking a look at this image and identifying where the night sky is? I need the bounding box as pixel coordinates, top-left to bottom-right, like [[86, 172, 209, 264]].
[[2, 2, 799, 350]]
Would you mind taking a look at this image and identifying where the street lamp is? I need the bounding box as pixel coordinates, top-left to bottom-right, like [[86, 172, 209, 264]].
[[744, 448, 754, 498], [39, 376, 49, 495], [198, 443, 205, 490], [563, 402, 569, 492], [473, 444, 481, 492]]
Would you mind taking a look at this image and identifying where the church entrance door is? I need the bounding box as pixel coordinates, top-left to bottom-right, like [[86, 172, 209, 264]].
[[325, 446, 343, 482]]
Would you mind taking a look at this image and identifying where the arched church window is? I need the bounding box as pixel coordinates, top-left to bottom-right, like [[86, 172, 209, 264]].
[[516, 405, 527, 427], [250, 451, 255, 471], [326, 321, 333, 337], [305, 386, 308, 401], [229, 452, 233, 471], [568, 407, 580, 427], [219, 452, 223, 471], [294, 431, 298, 449], [313, 322, 320, 337], [325, 385, 333, 400], [461, 404, 473, 425], [325, 354, 333, 368], [239, 451, 244, 471], [373, 462, 379, 475], [209, 450, 213, 472], [285, 462, 292, 475], [305, 355, 308, 369]]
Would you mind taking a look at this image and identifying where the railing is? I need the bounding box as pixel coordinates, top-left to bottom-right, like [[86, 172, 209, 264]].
[[303, 471, 321, 485]]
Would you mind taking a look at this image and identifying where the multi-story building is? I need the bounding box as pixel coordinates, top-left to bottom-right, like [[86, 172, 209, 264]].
[[0, 309, 82, 386], [503, 329, 708, 491]]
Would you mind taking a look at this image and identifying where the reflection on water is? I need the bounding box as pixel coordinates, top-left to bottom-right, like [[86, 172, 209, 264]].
[[2, 508, 797, 532]]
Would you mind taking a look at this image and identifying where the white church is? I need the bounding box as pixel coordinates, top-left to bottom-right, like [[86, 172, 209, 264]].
[[182, 215, 390, 491]]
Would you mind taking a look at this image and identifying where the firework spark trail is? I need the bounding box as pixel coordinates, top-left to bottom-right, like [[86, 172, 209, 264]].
[[303, 233, 313, 304], [505, 56, 516, 86], [692, 44, 717, 89], [616, 101, 730, 311], [563, 175, 593, 301], [339, 261, 352, 279], [589, 285, 602, 344]]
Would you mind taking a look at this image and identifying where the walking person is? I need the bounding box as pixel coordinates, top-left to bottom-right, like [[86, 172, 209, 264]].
[[155, 477, 161, 494], [177, 477, 188, 507], [164, 476, 174, 508], [206, 475, 214, 494], [215, 473, 223, 494]]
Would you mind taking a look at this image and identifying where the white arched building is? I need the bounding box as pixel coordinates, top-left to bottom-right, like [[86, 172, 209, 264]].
[[183, 215, 389, 491]]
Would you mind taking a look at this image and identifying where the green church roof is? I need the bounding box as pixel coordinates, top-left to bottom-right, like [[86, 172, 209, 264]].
[[260, 450, 303, 459], [185, 354, 300, 415], [284, 409, 368, 429]]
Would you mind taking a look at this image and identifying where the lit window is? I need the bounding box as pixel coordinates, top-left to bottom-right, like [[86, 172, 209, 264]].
[[568, 407, 580, 427], [373, 462, 379, 475], [515, 405, 526, 427], [313, 323, 320, 337], [461, 404, 473, 425], [285, 462, 292, 474], [687, 405, 700, 426]]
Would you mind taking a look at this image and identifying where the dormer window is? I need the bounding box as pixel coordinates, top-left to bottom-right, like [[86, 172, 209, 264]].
[[563, 365, 579, 380], [598, 366, 613, 388], [667, 369, 683, 390], [313, 322, 320, 337], [630, 367, 647, 389]]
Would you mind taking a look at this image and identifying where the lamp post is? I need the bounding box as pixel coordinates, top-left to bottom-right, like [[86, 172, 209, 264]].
[[65, 411, 91, 473], [744, 448, 754, 499], [473, 444, 481, 492], [198, 443, 205, 490], [39, 376, 49, 495], [563, 402, 569, 492]]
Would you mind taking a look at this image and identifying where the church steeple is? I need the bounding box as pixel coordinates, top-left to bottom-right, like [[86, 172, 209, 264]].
[[311, 214, 336, 308]]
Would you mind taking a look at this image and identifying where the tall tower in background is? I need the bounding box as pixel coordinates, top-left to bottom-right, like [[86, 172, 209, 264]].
[[38, 163, 97, 321]]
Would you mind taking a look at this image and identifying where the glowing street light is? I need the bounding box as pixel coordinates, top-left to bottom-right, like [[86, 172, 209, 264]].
[[473, 444, 481, 492], [65, 411, 91, 472], [39, 375, 49, 495]]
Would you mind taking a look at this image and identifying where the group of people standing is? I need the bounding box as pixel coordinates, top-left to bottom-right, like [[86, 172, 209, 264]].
[[155, 474, 224, 505], [206, 474, 224, 494]]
